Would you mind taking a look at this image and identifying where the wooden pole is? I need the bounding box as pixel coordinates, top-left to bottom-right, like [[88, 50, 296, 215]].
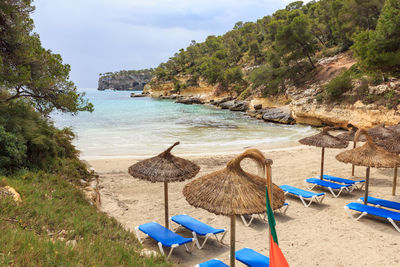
[[393, 166, 398, 196], [320, 147, 325, 179], [351, 142, 356, 177], [230, 215, 236, 267], [164, 181, 169, 229], [266, 163, 273, 255], [364, 167, 370, 205]]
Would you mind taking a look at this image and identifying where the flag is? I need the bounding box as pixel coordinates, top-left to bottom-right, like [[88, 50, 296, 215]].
[[266, 187, 289, 267]]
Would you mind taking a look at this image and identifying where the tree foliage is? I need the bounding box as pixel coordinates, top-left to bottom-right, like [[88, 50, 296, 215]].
[[352, 0, 400, 75], [0, 0, 93, 115], [151, 0, 389, 97]]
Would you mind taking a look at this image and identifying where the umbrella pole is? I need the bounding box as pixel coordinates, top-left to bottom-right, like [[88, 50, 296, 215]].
[[164, 181, 169, 229], [266, 164, 273, 252], [230, 215, 235, 267], [364, 167, 370, 205], [351, 142, 356, 176], [393, 166, 398, 196], [320, 147, 325, 179]]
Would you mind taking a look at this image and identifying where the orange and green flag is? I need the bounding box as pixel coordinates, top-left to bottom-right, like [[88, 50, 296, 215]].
[[266, 187, 289, 267]]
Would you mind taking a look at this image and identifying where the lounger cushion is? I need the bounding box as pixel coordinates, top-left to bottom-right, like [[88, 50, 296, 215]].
[[346, 202, 400, 221], [306, 178, 352, 189], [360, 197, 400, 211], [280, 185, 324, 198], [197, 259, 229, 267], [138, 222, 193, 247], [322, 174, 365, 185], [236, 248, 269, 267], [171, 214, 225, 236]]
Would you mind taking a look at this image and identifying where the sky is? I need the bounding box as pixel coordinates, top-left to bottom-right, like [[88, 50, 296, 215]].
[[32, 0, 294, 88]]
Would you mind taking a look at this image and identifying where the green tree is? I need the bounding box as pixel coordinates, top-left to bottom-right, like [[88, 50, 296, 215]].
[[0, 0, 93, 115], [352, 0, 400, 74]]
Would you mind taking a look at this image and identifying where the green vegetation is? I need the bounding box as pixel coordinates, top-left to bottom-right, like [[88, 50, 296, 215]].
[[0, 1, 170, 265], [0, 0, 93, 115], [152, 0, 400, 104], [99, 69, 154, 79], [0, 170, 170, 266]]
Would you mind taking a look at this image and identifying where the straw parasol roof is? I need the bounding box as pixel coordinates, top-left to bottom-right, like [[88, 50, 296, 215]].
[[183, 149, 285, 216], [128, 142, 200, 183], [336, 125, 366, 142], [367, 124, 395, 140], [128, 142, 200, 229], [376, 131, 400, 154], [299, 127, 349, 149], [336, 129, 400, 168]]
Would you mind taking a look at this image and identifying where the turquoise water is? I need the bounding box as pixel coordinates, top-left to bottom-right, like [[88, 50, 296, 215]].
[[52, 89, 315, 159]]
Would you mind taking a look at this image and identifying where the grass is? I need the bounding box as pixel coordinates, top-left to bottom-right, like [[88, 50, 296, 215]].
[[0, 170, 172, 266]]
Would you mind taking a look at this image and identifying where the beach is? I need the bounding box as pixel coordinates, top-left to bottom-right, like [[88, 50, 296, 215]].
[[89, 143, 400, 267]]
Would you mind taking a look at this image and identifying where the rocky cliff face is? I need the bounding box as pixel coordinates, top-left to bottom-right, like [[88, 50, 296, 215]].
[[98, 73, 152, 91]]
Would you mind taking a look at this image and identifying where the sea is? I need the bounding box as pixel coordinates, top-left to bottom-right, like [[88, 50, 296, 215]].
[[51, 89, 316, 159]]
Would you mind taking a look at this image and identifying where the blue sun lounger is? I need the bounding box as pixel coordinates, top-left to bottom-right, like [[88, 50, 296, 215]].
[[280, 185, 325, 207], [169, 214, 226, 249], [135, 222, 195, 258], [195, 259, 229, 267], [240, 203, 289, 227], [305, 178, 352, 198], [359, 197, 400, 211], [236, 248, 269, 267], [322, 174, 365, 191], [344, 202, 400, 233]]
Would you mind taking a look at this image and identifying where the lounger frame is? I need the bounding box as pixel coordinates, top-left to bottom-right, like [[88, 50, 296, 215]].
[[169, 217, 227, 249], [321, 175, 365, 191], [135, 226, 195, 258], [239, 203, 289, 227], [305, 180, 350, 198], [283, 190, 325, 208], [344, 205, 400, 233]]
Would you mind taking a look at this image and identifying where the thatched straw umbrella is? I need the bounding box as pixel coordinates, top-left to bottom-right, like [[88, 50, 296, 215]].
[[128, 142, 200, 228], [336, 129, 400, 204], [376, 131, 400, 195], [299, 127, 349, 179], [183, 149, 285, 267], [368, 124, 395, 140], [336, 125, 366, 176]]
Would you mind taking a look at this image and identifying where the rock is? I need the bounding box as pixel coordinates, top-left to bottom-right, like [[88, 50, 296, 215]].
[[230, 101, 249, 112], [262, 107, 294, 124], [130, 93, 147, 97], [140, 249, 158, 257], [219, 100, 235, 109], [175, 97, 204, 105], [254, 104, 263, 110], [0, 186, 22, 203], [215, 96, 233, 105]]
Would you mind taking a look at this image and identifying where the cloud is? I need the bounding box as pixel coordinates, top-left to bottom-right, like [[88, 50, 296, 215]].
[[32, 0, 296, 87]]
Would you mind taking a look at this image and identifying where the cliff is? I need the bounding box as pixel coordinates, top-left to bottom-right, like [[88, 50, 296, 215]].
[[98, 70, 153, 91]]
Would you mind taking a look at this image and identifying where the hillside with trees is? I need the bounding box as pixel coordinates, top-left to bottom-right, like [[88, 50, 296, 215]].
[[150, 0, 400, 108], [0, 1, 169, 265]]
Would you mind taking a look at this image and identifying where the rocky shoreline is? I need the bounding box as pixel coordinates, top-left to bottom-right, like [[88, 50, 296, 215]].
[[143, 53, 400, 128]]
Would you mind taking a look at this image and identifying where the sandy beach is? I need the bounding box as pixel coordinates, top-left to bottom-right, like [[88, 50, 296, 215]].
[[89, 143, 400, 267]]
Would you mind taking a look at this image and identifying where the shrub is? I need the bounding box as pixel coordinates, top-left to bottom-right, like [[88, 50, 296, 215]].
[[323, 71, 353, 101]]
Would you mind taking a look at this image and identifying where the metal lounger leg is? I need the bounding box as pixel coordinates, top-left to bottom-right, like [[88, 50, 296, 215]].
[[215, 230, 227, 244], [299, 196, 314, 208], [240, 214, 255, 227], [387, 218, 400, 233], [344, 206, 367, 221], [135, 226, 143, 244], [192, 232, 212, 249], [184, 240, 196, 253]]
